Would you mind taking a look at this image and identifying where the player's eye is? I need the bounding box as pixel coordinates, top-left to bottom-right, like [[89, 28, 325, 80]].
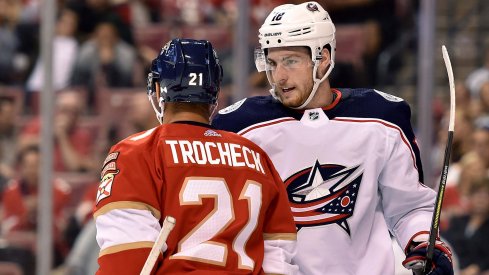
[[266, 60, 277, 69], [283, 58, 299, 67]]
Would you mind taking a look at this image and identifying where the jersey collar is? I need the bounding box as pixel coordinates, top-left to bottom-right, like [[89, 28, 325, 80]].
[[172, 120, 215, 129], [292, 89, 342, 115], [321, 89, 341, 111]]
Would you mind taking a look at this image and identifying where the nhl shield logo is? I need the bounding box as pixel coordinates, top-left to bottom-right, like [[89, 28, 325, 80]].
[[309, 111, 319, 121]]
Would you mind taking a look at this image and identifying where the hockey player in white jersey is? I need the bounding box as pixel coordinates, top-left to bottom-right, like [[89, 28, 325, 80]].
[[212, 2, 454, 275]]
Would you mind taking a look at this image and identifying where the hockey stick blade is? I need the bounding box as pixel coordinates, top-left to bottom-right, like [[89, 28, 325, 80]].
[[423, 45, 455, 274], [140, 216, 176, 275]]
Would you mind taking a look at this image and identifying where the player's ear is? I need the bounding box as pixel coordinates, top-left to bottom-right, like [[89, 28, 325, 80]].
[[317, 47, 331, 79]]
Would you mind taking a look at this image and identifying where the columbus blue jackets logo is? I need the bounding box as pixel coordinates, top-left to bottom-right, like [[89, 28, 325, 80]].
[[306, 3, 319, 12], [284, 160, 363, 235]]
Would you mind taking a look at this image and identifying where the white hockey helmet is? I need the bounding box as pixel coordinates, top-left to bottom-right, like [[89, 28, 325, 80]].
[[255, 2, 336, 109]]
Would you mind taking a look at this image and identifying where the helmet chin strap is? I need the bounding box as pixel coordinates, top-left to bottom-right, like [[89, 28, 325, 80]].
[[148, 93, 164, 125], [291, 61, 334, 110], [210, 102, 218, 120], [157, 97, 165, 124], [276, 60, 334, 110]]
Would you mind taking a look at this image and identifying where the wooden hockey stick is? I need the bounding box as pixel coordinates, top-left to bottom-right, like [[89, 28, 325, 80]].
[[423, 45, 456, 274], [140, 216, 176, 275]]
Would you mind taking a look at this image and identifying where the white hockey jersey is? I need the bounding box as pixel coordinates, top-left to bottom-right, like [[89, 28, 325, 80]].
[[212, 88, 436, 275]]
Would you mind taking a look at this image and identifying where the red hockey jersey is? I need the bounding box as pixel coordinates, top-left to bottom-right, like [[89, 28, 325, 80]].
[[94, 122, 297, 275]]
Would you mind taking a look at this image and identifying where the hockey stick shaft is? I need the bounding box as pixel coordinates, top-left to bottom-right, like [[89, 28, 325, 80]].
[[140, 216, 176, 275], [424, 45, 455, 274]]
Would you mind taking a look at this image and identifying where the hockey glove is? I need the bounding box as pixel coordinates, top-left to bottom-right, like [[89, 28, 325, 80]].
[[402, 232, 453, 275]]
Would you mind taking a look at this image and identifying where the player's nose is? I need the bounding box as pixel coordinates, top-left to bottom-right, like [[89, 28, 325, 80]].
[[272, 65, 288, 85]]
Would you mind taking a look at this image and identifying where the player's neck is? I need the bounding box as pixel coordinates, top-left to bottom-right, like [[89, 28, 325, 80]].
[[162, 111, 209, 124], [303, 82, 333, 109]]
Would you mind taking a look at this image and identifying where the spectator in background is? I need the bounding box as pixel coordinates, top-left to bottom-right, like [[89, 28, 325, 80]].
[[66, 0, 133, 44], [440, 117, 489, 229], [70, 21, 138, 100], [454, 83, 476, 119], [105, 93, 160, 162], [127, 92, 159, 132], [0, 0, 28, 84], [0, 96, 18, 178], [60, 219, 99, 275], [116, 0, 161, 28], [458, 120, 489, 198], [438, 109, 476, 230], [442, 177, 489, 275], [322, 0, 411, 87], [466, 48, 489, 99], [473, 81, 489, 118], [26, 8, 79, 93], [63, 181, 98, 251], [443, 117, 489, 217], [0, 145, 72, 266], [435, 107, 474, 179], [20, 89, 96, 172]]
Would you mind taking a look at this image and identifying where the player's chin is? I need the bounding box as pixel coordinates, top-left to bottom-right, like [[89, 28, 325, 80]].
[[281, 100, 302, 108], [280, 96, 302, 108]]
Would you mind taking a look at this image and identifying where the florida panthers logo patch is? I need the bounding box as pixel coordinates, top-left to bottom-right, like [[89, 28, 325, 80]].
[[284, 160, 363, 235], [97, 152, 120, 204], [96, 173, 116, 204]]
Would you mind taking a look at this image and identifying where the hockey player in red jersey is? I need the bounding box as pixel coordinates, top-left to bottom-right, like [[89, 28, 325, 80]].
[[93, 39, 298, 275], [212, 2, 454, 275]]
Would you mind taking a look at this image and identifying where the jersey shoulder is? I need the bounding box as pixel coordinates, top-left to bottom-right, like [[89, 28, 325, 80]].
[[96, 127, 162, 206], [212, 95, 292, 133], [335, 88, 412, 127], [111, 127, 160, 155]]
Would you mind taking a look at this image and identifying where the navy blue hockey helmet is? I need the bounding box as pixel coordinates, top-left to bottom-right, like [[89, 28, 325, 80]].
[[147, 39, 223, 122]]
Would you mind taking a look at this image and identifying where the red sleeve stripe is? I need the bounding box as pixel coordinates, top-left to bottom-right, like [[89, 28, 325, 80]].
[[238, 117, 296, 136]]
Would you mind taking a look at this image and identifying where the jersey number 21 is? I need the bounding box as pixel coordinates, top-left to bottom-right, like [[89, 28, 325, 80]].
[[170, 177, 262, 270]]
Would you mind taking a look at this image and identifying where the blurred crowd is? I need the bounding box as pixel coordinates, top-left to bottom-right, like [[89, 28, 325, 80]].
[[435, 78, 489, 274], [0, 0, 487, 275]]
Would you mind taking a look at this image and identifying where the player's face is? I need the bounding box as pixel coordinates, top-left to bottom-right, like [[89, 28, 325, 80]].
[[473, 129, 489, 162], [470, 187, 489, 215], [266, 47, 314, 108]]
